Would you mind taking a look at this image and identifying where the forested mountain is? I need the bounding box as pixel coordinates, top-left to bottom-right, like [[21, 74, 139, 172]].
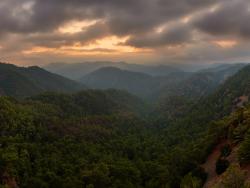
[[176, 105, 250, 187], [188, 63, 248, 118], [199, 63, 246, 75], [119, 64, 182, 76], [45, 62, 182, 79], [1, 0, 250, 187], [80, 67, 156, 97], [156, 65, 250, 124], [154, 72, 219, 100], [80, 63, 246, 100], [30, 89, 146, 116], [0, 63, 85, 98], [0, 90, 152, 188], [0, 64, 250, 188], [200, 105, 250, 187], [80, 67, 194, 98], [155, 63, 247, 99], [150, 65, 250, 186]]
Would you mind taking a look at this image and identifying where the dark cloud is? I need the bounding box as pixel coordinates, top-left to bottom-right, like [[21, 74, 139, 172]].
[[23, 21, 110, 48], [193, 0, 250, 39], [0, 0, 219, 47], [0, 0, 218, 35], [0, 0, 250, 65], [125, 24, 192, 47]]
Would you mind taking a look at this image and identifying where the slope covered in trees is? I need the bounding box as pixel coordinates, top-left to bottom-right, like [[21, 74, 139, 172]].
[[0, 90, 222, 188], [0, 64, 249, 188], [79, 64, 246, 100], [0, 63, 85, 98], [79, 67, 155, 97], [0, 91, 163, 188], [30, 89, 147, 116], [198, 104, 250, 187]]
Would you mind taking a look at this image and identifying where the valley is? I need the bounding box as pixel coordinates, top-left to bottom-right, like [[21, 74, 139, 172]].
[[1, 0, 250, 187], [0, 62, 249, 187]]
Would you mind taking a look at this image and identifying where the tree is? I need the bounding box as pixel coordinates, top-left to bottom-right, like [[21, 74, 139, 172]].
[[180, 173, 202, 188], [238, 131, 250, 164]]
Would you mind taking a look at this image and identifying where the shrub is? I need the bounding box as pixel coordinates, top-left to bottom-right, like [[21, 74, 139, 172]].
[[220, 144, 231, 157]]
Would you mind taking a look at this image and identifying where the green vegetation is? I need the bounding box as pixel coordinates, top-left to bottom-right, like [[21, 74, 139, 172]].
[[220, 144, 231, 157], [213, 164, 249, 188], [239, 131, 250, 164], [0, 64, 250, 187], [0, 63, 84, 98], [180, 173, 202, 188], [0, 89, 222, 188]]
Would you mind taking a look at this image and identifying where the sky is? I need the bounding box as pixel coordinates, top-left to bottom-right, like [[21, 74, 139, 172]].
[[0, 0, 250, 66]]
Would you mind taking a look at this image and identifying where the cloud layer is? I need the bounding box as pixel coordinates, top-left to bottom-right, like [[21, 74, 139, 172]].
[[0, 0, 250, 65]]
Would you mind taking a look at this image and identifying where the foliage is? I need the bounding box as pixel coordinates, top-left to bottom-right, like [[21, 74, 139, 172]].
[[180, 173, 202, 188], [0, 63, 84, 98], [238, 130, 250, 164], [0, 65, 250, 187]]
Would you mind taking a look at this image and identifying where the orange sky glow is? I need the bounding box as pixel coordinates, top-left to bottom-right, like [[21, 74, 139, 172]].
[[22, 35, 153, 56]]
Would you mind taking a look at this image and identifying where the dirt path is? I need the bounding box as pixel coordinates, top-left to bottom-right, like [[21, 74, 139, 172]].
[[202, 140, 241, 187], [201, 140, 228, 188]]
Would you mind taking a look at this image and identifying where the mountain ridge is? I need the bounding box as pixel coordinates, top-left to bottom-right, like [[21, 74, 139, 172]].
[[44, 61, 183, 79], [0, 62, 85, 98]]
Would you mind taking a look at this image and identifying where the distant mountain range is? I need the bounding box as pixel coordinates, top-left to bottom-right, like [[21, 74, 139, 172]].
[[155, 63, 247, 99], [0, 63, 85, 98], [79, 67, 155, 97], [79, 66, 194, 98], [198, 63, 247, 82], [0, 62, 248, 100], [167, 64, 250, 125], [44, 62, 182, 79], [79, 63, 247, 99]]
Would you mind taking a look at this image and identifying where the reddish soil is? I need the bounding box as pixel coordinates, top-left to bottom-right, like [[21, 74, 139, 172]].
[[1, 172, 18, 188], [202, 141, 243, 187], [201, 140, 229, 188], [241, 164, 250, 180]]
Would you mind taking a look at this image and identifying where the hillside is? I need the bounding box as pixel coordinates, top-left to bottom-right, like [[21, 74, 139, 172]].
[[180, 105, 250, 187], [153, 65, 250, 121], [0, 63, 85, 98], [155, 72, 219, 100], [202, 65, 250, 118], [156, 64, 247, 100], [29, 89, 146, 116], [79, 67, 156, 97], [203, 105, 250, 187], [150, 65, 250, 187], [199, 63, 247, 75], [0, 65, 249, 188], [160, 65, 250, 128], [79, 64, 245, 100], [0, 90, 154, 188]]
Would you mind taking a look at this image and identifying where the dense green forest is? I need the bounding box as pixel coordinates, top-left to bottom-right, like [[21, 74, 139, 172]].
[[0, 65, 250, 188], [0, 63, 84, 98]]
